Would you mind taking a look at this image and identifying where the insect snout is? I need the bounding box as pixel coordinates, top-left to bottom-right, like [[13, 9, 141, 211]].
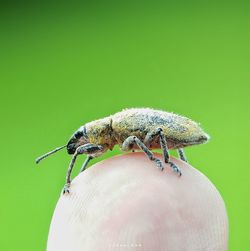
[[67, 135, 81, 154], [67, 128, 88, 154], [67, 142, 77, 154]]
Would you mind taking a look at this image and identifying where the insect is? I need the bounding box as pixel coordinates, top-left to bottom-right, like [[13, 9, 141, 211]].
[[36, 108, 209, 194]]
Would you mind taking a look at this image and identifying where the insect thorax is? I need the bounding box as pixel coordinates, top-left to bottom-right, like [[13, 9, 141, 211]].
[[85, 117, 116, 149]]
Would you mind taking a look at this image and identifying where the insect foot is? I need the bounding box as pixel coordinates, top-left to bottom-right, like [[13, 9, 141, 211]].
[[62, 183, 71, 194], [169, 162, 182, 176]]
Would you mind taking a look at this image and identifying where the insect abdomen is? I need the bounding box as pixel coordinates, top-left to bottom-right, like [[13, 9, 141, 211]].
[[111, 108, 209, 148]]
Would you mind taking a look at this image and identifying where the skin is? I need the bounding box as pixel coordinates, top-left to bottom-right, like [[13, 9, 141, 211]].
[[47, 153, 228, 251]]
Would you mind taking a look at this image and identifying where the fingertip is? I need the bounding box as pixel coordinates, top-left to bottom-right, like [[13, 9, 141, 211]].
[[47, 153, 228, 251]]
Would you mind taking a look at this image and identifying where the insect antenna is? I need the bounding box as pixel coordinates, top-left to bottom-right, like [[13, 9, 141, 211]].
[[36, 145, 67, 164]]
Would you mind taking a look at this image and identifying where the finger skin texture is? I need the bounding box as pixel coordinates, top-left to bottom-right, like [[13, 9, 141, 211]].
[[47, 153, 228, 251]]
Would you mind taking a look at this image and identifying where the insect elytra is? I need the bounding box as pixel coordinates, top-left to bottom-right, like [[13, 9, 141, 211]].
[[36, 108, 210, 194]]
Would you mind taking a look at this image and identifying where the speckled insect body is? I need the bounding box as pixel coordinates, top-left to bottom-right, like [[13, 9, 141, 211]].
[[36, 108, 209, 194]]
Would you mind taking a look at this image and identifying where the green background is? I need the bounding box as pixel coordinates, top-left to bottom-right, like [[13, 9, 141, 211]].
[[1, 2, 249, 250]]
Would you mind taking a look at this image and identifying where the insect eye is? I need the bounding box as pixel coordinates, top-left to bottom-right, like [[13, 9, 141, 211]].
[[74, 131, 83, 139]]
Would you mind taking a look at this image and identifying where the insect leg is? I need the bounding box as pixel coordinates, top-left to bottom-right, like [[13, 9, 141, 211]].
[[144, 128, 169, 161], [145, 128, 182, 176], [158, 129, 182, 176], [122, 136, 164, 171], [178, 148, 188, 162], [63, 143, 103, 194], [63, 152, 78, 194], [79, 156, 93, 173]]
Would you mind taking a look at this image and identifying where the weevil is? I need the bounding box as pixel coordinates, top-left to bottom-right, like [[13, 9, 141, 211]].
[[36, 108, 210, 194]]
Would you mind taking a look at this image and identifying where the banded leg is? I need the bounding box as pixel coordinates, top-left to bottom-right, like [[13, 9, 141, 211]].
[[144, 128, 182, 176], [79, 155, 93, 173], [178, 148, 188, 162], [63, 143, 103, 194], [122, 136, 164, 171]]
